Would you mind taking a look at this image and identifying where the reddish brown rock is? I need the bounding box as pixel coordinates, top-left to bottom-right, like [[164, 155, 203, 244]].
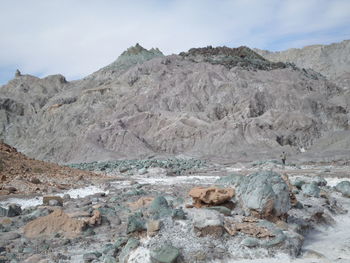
[[189, 187, 234, 208], [24, 209, 86, 238]]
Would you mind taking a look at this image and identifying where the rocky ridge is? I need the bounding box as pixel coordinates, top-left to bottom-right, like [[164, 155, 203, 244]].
[[0, 42, 349, 163]]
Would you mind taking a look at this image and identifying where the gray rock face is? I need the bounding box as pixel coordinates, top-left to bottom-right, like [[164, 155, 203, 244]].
[[0, 43, 349, 163], [237, 171, 291, 219], [334, 181, 350, 197], [255, 40, 350, 82]]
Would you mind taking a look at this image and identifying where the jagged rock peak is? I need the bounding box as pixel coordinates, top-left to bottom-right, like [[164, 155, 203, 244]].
[[15, 69, 21, 77], [120, 43, 163, 57], [180, 45, 267, 61], [180, 45, 288, 71]]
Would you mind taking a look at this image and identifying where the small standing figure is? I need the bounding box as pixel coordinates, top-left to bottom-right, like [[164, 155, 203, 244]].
[[281, 151, 287, 165]]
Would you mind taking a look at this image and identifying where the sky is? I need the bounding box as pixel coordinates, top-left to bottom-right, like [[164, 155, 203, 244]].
[[0, 0, 350, 85]]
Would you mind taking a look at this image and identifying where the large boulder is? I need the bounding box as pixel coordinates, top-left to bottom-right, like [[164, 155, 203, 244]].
[[237, 171, 291, 220], [334, 181, 350, 197], [188, 187, 234, 208]]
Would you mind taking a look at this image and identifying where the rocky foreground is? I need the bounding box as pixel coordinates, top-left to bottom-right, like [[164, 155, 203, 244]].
[[1, 158, 350, 263], [0, 141, 104, 197]]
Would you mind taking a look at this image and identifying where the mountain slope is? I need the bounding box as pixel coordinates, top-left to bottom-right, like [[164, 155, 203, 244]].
[[0, 43, 349, 163]]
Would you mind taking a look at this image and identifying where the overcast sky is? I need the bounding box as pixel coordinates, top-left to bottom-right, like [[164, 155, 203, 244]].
[[0, 0, 349, 84]]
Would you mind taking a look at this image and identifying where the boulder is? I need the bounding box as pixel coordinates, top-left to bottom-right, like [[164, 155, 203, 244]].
[[188, 187, 234, 208], [313, 176, 327, 187], [334, 181, 350, 197], [302, 182, 320, 197], [7, 204, 22, 217], [190, 208, 224, 238], [43, 196, 63, 206], [171, 208, 186, 219], [150, 245, 180, 263], [148, 196, 172, 219], [30, 177, 41, 184], [24, 209, 86, 238], [291, 177, 306, 189], [126, 212, 146, 234], [237, 171, 291, 220]]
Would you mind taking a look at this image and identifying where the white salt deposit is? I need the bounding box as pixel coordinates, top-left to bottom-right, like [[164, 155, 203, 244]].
[[134, 175, 220, 185], [128, 247, 151, 263], [325, 177, 350, 187], [0, 185, 106, 209]]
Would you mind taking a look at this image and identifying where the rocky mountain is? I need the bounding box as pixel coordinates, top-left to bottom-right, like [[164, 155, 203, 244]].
[[254, 40, 350, 86], [0, 42, 349, 163]]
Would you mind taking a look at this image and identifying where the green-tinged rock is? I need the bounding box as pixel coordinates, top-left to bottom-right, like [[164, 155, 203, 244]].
[[261, 230, 286, 247], [301, 182, 320, 197], [207, 206, 232, 216], [102, 243, 114, 255], [83, 228, 96, 236], [237, 171, 290, 218], [171, 208, 186, 219], [22, 208, 51, 222], [257, 220, 287, 247], [150, 245, 180, 263], [127, 212, 146, 233], [149, 196, 172, 219], [118, 238, 140, 263], [0, 207, 7, 217], [125, 189, 146, 196], [215, 173, 243, 186], [98, 207, 117, 216], [113, 237, 128, 250], [334, 181, 350, 197], [241, 237, 260, 247], [103, 256, 117, 263], [292, 177, 306, 189]]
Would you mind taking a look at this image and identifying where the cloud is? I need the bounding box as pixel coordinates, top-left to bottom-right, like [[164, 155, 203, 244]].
[[0, 0, 349, 84]]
